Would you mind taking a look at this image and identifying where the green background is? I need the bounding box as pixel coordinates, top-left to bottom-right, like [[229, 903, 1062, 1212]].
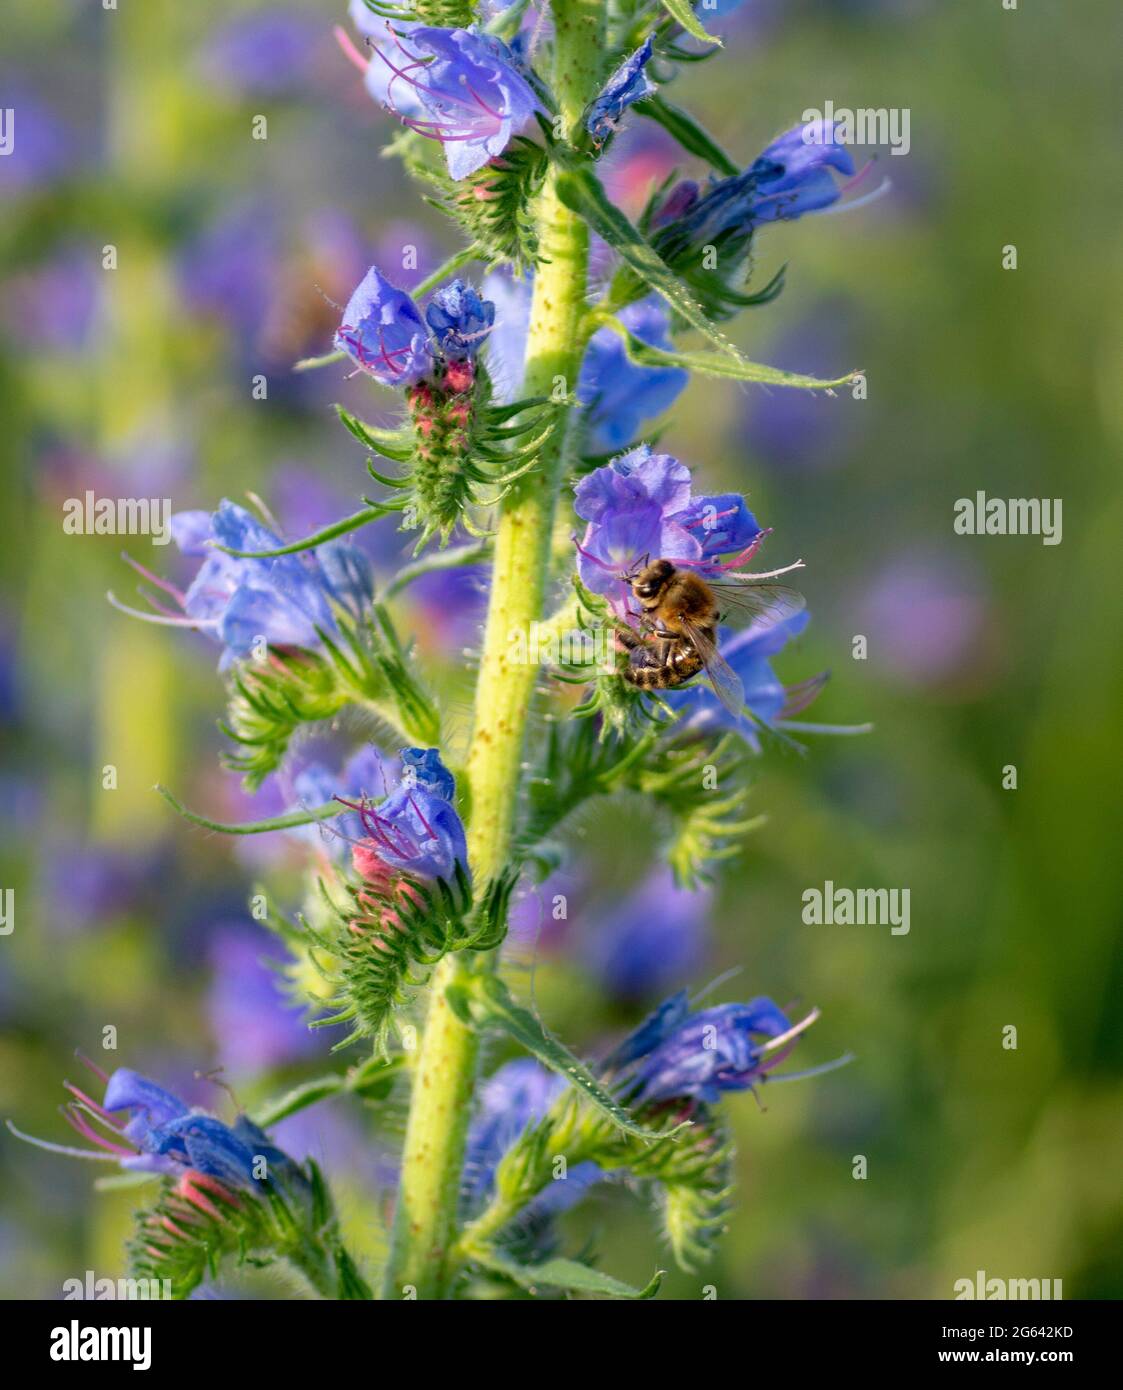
[[1, 0, 1119, 1299]]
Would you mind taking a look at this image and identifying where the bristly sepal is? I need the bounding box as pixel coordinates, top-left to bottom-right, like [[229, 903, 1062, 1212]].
[[221, 605, 439, 791], [409, 136, 549, 273], [286, 860, 517, 1056], [128, 1156, 372, 1300], [338, 363, 557, 551]]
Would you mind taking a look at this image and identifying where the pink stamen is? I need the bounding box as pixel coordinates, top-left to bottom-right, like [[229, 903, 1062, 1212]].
[[76, 1050, 110, 1085], [121, 553, 186, 606], [333, 24, 370, 75]]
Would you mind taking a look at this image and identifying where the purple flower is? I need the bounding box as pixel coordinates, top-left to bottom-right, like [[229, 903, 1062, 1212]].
[[578, 297, 688, 454], [651, 120, 856, 263], [586, 36, 655, 144], [200, 12, 322, 95], [663, 610, 818, 741], [585, 869, 709, 1001], [344, 747, 469, 885], [749, 120, 857, 223], [360, 24, 539, 180], [335, 266, 430, 385], [207, 927, 318, 1073], [289, 743, 389, 857], [614, 991, 813, 1105], [573, 446, 761, 610], [111, 500, 373, 670], [14, 1063, 305, 1195], [425, 278, 495, 360], [463, 1060, 601, 1218]]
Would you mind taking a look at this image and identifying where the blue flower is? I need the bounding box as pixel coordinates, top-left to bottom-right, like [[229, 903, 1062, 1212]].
[[14, 1063, 305, 1196], [364, 25, 539, 181], [652, 119, 855, 255], [289, 744, 388, 859], [662, 610, 818, 740], [335, 266, 430, 385], [573, 446, 761, 609], [585, 869, 709, 1001], [463, 1060, 601, 1218], [480, 269, 531, 401], [748, 120, 856, 223], [345, 747, 469, 885], [578, 297, 688, 454], [425, 279, 495, 360], [613, 992, 810, 1105], [112, 501, 373, 670], [586, 36, 655, 144]]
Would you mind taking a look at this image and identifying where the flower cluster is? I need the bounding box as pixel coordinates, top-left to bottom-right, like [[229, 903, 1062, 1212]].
[[573, 446, 763, 610], [335, 266, 494, 388], [112, 500, 373, 670]]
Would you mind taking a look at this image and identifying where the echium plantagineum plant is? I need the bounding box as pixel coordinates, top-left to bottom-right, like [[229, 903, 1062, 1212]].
[[16, 0, 874, 1300]]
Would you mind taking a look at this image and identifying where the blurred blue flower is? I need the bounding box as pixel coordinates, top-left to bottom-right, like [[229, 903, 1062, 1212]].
[[290, 743, 388, 858], [200, 12, 323, 95], [578, 297, 688, 454], [425, 279, 495, 361], [585, 868, 709, 1001], [663, 610, 817, 741], [335, 265, 430, 385], [345, 747, 468, 885], [463, 1059, 600, 1217], [614, 991, 809, 1105], [586, 36, 655, 144], [357, 23, 539, 180], [207, 927, 318, 1074], [573, 446, 760, 609]]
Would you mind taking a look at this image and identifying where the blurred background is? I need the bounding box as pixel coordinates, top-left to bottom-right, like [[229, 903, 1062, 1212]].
[[1, 0, 1120, 1300]]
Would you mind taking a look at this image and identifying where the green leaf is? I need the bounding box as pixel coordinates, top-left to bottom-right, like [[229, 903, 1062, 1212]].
[[211, 504, 396, 560], [555, 165, 745, 363], [335, 404, 414, 462], [452, 975, 688, 1143], [155, 784, 341, 835], [600, 315, 860, 391], [471, 1246, 663, 1300], [634, 94, 738, 176], [660, 0, 722, 45], [253, 1056, 403, 1128]]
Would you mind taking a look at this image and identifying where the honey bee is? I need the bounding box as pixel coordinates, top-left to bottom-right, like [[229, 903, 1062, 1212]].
[[619, 557, 805, 718]]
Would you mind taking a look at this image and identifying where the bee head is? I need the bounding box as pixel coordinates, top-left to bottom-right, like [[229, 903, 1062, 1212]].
[[630, 558, 675, 602]]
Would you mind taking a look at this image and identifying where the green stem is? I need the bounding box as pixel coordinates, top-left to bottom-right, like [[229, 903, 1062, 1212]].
[[381, 1, 605, 1301]]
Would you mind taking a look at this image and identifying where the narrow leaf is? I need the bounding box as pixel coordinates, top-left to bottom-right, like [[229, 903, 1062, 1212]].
[[555, 166, 745, 363], [155, 784, 341, 835], [457, 975, 688, 1143], [660, 0, 722, 45], [212, 505, 393, 559], [471, 1246, 663, 1300], [601, 315, 860, 391], [335, 404, 414, 461], [634, 95, 738, 176]]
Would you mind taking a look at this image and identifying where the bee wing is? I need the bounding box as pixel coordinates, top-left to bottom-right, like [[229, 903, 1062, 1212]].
[[679, 618, 746, 720], [705, 581, 806, 630]]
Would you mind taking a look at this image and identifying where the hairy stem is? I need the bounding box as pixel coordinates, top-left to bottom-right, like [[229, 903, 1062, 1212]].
[[381, 1, 605, 1300]]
